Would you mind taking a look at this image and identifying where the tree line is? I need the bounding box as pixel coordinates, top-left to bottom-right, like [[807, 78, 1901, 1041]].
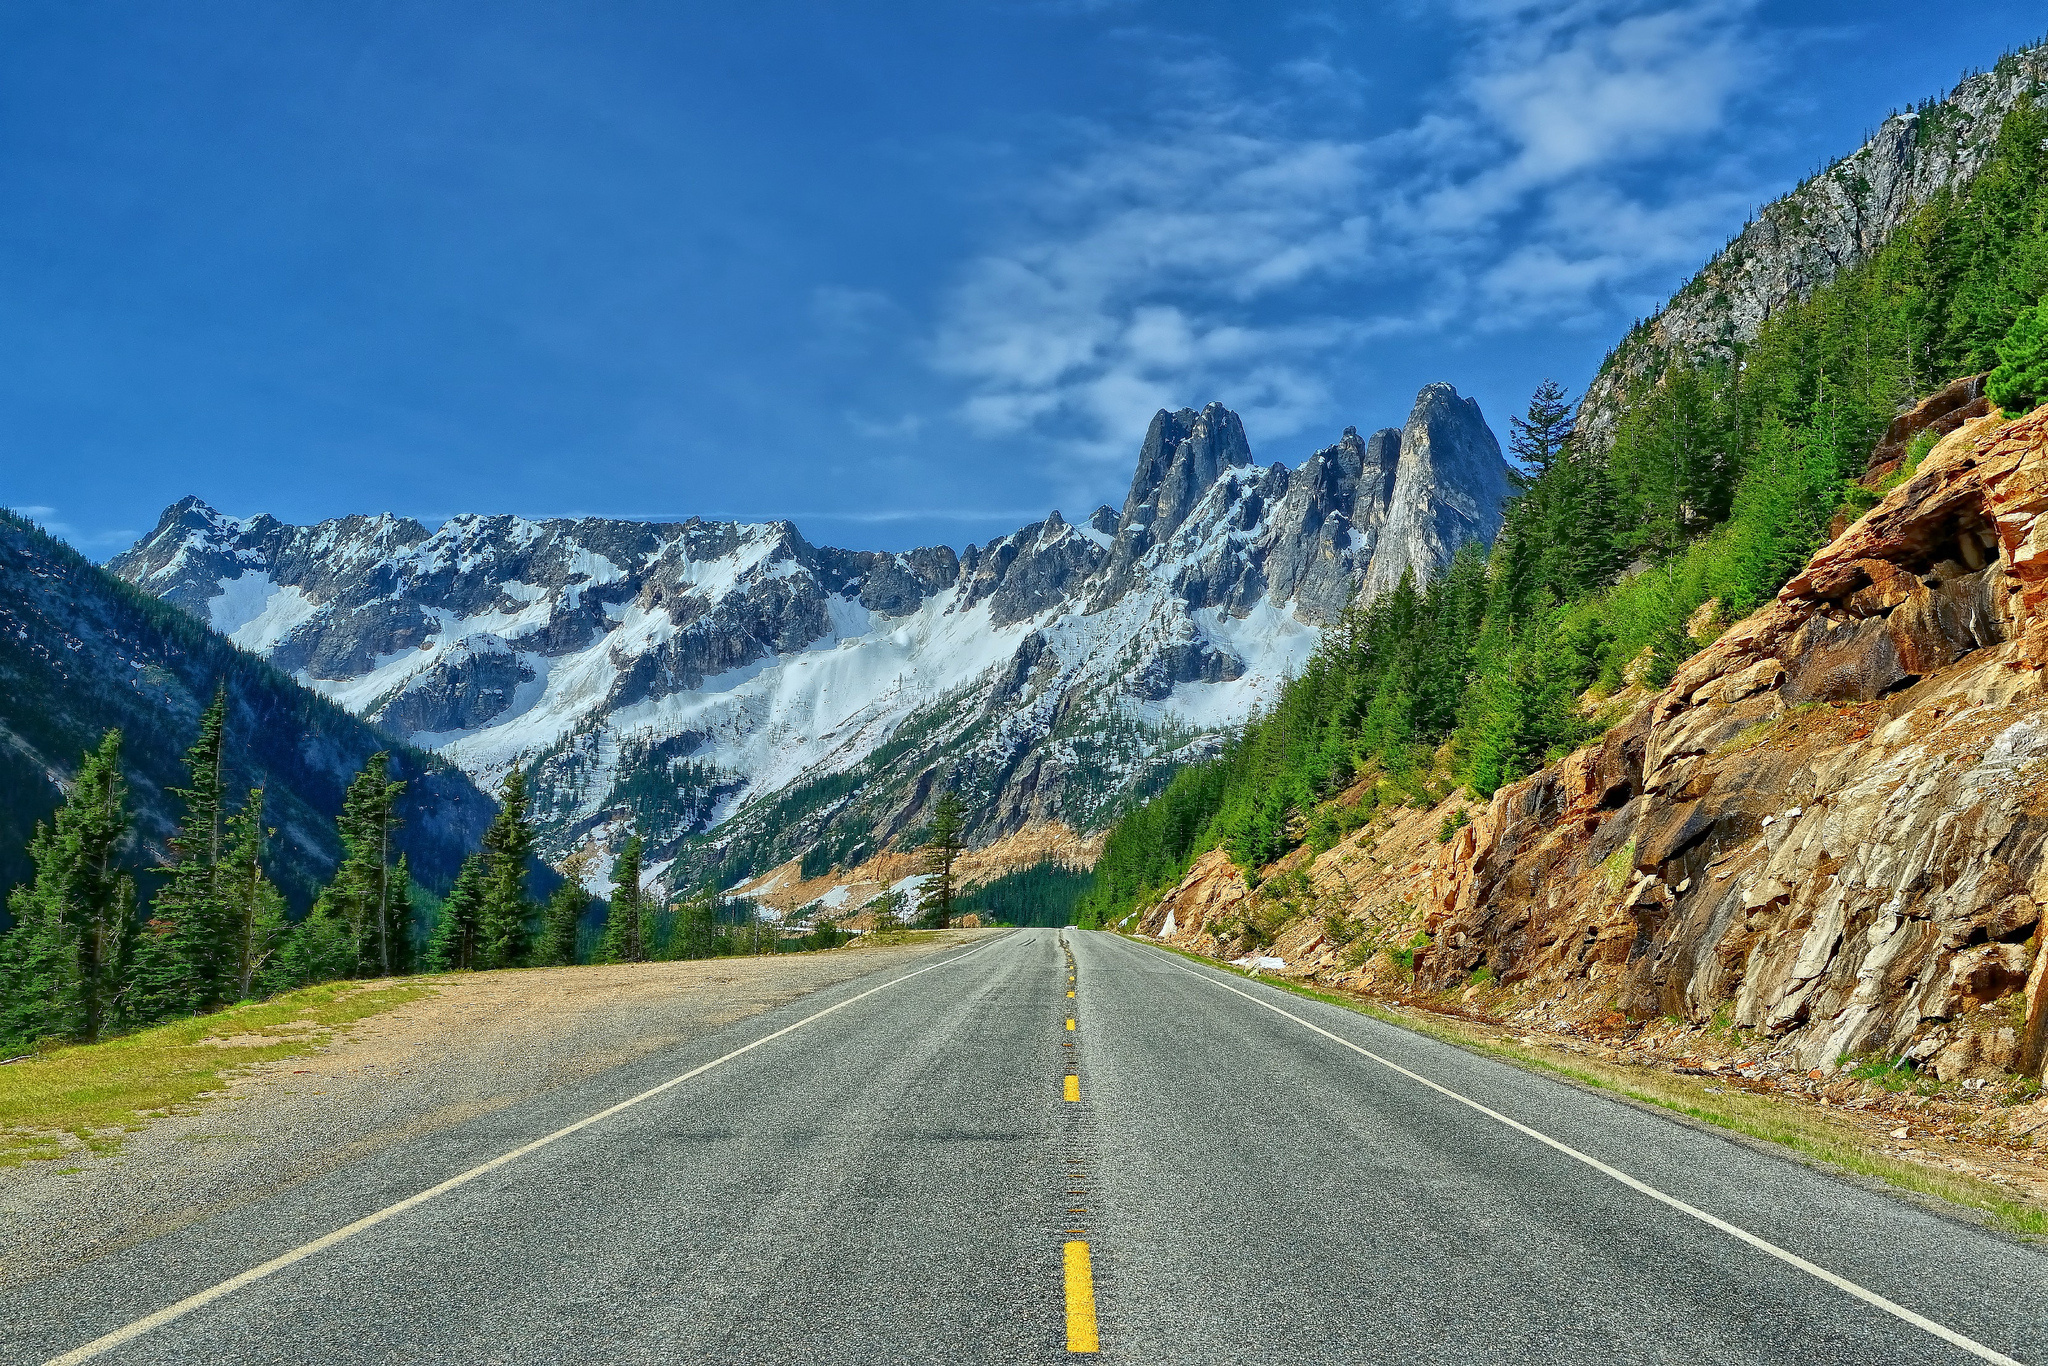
[[0, 690, 822, 1054], [1076, 93, 2048, 930]]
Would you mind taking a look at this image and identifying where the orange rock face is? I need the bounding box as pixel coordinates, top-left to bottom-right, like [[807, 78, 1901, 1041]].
[[1144, 407, 2048, 1081]]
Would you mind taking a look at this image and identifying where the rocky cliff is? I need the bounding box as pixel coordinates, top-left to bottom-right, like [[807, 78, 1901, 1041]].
[[1578, 44, 2048, 447], [112, 385, 1511, 890], [1142, 403, 2048, 1088]]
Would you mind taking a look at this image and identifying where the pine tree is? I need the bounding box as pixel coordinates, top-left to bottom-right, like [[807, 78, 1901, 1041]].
[[477, 770, 535, 970], [327, 754, 408, 978], [1988, 299, 2048, 414], [870, 890, 904, 935], [424, 854, 488, 971], [601, 834, 644, 964], [150, 688, 235, 1016], [667, 887, 717, 959], [916, 791, 965, 929], [224, 790, 289, 1000], [267, 893, 356, 993], [0, 731, 135, 1047], [539, 883, 585, 967], [1508, 379, 1575, 478]]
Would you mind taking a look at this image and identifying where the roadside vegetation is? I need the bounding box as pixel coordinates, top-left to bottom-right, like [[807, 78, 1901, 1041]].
[[1078, 94, 2048, 930], [0, 978, 429, 1167], [0, 690, 849, 1060]]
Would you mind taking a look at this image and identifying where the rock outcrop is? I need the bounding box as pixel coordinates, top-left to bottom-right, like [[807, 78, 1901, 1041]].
[[1578, 46, 2047, 448], [112, 385, 1508, 888], [1145, 405, 2048, 1084]]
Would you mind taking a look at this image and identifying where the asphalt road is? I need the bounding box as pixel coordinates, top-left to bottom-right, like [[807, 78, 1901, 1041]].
[[7, 928, 2045, 1364]]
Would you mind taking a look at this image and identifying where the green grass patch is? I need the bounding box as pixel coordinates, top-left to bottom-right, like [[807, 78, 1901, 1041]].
[[1119, 934, 2048, 1237], [0, 980, 433, 1168]]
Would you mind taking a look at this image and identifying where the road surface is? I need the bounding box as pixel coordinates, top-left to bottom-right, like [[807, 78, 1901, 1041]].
[[6, 929, 2044, 1364]]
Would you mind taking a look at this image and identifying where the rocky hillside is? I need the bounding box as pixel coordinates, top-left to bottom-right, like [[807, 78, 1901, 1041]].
[[0, 510, 497, 910], [112, 384, 1509, 891], [1578, 43, 2047, 446], [1140, 402, 2048, 1087]]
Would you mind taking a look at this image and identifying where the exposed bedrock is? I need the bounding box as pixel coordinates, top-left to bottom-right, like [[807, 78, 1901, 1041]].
[[1425, 407, 2048, 1078], [1145, 406, 2048, 1082]]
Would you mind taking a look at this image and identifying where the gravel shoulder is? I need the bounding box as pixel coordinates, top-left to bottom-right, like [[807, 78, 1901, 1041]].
[[0, 933, 990, 1290]]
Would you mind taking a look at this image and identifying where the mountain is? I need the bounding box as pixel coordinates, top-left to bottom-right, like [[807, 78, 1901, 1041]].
[[1578, 44, 2048, 447], [111, 384, 1509, 891], [1142, 401, 2048, 1083], [0, 509, 498, 912]]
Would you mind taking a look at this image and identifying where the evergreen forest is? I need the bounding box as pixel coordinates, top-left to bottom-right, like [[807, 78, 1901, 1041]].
[[1077, 94, 2048, 930], [0, 695, 827, 1055]]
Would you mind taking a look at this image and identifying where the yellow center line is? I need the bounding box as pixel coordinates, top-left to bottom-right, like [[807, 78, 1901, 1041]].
[[1067, 990, 1075, 998], [1065, 1019, 1075, 1030], [1064, 1074, 1080, 1102], [1064, 1240, 1100, 1353]]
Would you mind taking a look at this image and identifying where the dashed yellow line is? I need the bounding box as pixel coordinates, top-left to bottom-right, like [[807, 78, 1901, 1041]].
[[1065, 1019, 1075, 1030], [1064, 1074, 1080, 1102], [1063, 1240, 1099, 1353]]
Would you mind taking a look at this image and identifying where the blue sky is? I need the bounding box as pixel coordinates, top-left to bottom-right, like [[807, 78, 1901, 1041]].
[[3, 2, 2043, 556]]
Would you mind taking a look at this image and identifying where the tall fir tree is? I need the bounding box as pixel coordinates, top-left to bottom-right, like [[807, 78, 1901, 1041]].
[[327, 754, 409, 978], [538, 883, 585, 967], [151, 688, 235, 1015], [0, 731, 135, 1048], [224, 789, 289, 1000], [601, 833, 645, 964], [478, 769, 535, 969], [915, 792, 965, 929], [266, 893, 356, 993], [424, 854, 488, 971]]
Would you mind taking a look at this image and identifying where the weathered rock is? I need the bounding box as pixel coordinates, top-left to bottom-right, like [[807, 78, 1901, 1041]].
[[1577, 48, 2047, 449], [1148, 406, 2048, 1082]]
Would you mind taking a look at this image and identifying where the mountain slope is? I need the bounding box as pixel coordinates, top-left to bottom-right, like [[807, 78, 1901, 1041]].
[[1578, 42, 2048, 446], [0, 510, 498, 911], [112, 384, 1509, 891], [1144, 403, 2048, 1086]]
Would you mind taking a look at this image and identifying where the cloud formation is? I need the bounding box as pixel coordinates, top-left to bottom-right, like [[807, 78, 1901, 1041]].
[[934, 0, 1770, 470]]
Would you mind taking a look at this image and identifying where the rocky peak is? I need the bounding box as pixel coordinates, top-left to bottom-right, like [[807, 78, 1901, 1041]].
[[1115, 402, 1254, 543], [1365, 384, 1511, 596], [1578, 44, 2048, 447]]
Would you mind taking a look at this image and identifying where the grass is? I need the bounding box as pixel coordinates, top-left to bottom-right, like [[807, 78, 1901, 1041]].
[[1123, 934, 2048, 1237], [858, 929, 942, 948], [0, 980, 434, 1168]]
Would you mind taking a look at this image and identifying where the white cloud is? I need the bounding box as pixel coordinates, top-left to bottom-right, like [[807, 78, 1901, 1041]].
[[931, 0, 1772, 467]]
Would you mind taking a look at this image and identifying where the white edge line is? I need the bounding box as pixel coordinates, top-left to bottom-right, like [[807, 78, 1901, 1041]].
[[1146, 945, 2026, 1366], [44, 937, 1008, 1366]]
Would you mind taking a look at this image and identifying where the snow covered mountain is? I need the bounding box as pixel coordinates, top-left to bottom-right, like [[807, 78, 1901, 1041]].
[[111, 383, 1508, 890]]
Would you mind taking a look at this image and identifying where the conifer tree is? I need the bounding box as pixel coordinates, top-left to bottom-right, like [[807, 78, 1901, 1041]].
[[1988, 299, 2048, 414], [424, 854, 488, 971], [224, 790, 289, 1000], [267, 893, 356, 992], [1508, 378, 1575, 479], [539, 883, 585, 967], [152, 688, 234, 1014], [667, 886, 717, 959], [327, 754, 408, 977], [916, 791, 965, 929], [478, 770, 535, 969], [0, 731, 135, 1047], [601, 834, 645, 964]]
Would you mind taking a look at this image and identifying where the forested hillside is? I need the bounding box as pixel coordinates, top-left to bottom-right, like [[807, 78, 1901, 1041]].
[[0, 510, 496, 908], [1079, 88, 2048, 929]]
